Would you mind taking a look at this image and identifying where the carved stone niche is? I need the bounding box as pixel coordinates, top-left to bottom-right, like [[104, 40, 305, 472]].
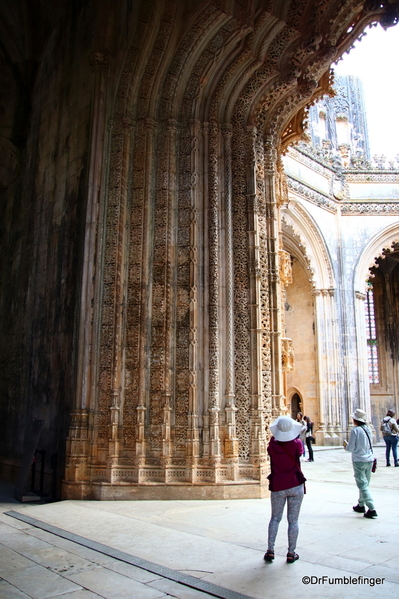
[[279, 249, 293, 286], [282, 338, 295, 372]]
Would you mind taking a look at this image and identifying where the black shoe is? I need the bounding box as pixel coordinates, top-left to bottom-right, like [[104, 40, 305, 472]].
[[264, 550, 274, 562], [287, 552, 299, 563], [305, 459, 314, 462], [395, 463, 399, 467], [387, 463, 391, 467], [353, 504, 365, 513], [364, 509, 378, 519]]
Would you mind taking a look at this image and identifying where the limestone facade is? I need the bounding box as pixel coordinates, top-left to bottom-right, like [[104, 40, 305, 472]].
[[1, 1, 399, 500]]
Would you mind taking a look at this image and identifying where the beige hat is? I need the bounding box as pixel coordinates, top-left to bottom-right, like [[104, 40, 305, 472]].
[[270, 416, 304, 442], [351, 408, 367, 424]]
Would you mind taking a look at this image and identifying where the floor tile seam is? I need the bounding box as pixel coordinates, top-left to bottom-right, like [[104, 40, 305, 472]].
[[5, 510, 257, 599]]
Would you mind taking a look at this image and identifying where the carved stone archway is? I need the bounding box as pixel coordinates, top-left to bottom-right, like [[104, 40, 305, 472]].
[[63, 0, 396, 499]]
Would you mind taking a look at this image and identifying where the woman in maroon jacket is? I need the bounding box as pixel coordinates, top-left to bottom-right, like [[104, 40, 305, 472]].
[[264, 416, 306, 564]]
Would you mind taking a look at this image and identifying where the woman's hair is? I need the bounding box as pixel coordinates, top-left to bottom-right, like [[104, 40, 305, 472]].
[[353, 418, 364, 426], [297, 412, 303, 418]]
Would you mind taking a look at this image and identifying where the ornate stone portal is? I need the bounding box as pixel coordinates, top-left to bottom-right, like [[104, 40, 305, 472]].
[[62, 0, 397, 500]]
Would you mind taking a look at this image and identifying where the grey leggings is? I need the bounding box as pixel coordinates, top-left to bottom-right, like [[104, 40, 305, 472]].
[[268, 484, 304, 553]]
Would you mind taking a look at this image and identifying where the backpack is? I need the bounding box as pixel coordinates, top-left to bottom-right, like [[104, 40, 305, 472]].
[[380, 417, 392, 435]]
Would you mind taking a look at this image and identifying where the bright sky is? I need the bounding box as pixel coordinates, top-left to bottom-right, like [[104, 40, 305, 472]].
[[334, 23, 399, 159]]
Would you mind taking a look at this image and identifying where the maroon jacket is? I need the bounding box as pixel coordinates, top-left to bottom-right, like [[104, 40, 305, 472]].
[[267, 437, 305, 492]]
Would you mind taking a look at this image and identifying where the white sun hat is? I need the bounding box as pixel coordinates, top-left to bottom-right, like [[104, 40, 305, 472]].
[[351, 408, 367, 424], [270, 415, 304, 442]]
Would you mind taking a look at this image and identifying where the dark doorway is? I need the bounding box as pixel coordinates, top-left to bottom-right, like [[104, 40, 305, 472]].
[[291, 393, 302, 419]]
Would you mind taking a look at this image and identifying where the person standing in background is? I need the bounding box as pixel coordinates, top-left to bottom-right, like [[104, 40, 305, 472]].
[[380, 409, 399, 467], [304, 415, 314, 462], [296, 412, 307, 457]]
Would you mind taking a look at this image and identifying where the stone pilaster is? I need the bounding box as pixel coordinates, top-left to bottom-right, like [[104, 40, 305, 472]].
[[264, 133, 283, 418], [222, 124, 239, 475], [185, 120, 202, 477], [135, 118, 159, 465], [108, 116, 133, 464], [206, 120, 221, 464], [313, 288, 341, 445], [64, 52, 111, 494], [246, 125, 267, 464]]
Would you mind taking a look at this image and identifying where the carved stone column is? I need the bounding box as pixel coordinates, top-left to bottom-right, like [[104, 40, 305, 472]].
[[279, 248, 293, 405], [246, 126, 267, 467], [108, 116, 133, 477], [64, 51, 111, 492], [135, 118, 159, 467], [264, 134, 283, 419], [313, 288, 341, 445], [186, 120, 201, 479], [207, 120, 221, 469], [222, 124, 239, 476], [160, 119, 179, 469], [354, 290, 372, 428]]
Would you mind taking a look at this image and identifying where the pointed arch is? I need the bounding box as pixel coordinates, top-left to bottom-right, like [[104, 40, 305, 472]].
[[354, 223, 399, 293], [281, 200, 335, 290]]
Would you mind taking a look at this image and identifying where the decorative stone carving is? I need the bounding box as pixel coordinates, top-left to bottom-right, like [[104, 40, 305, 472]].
[[62, 0, 388, 500], [282, 338, 295, 372], [279, 250, 293, 286]]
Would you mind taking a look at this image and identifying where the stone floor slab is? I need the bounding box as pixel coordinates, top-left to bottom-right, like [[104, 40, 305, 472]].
[[0, 579, 31, 599], [0, 546, 37, 573], [148, 576, 220, 599], [2, 563, 82, 599], [66, 568, 167, 599]]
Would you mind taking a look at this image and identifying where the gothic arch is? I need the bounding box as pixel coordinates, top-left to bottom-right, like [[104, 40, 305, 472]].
[[354, 223, 399, 293], [352, 223, 399, 436], [64, 0, 399, 499], [281, 200, 335, 291]]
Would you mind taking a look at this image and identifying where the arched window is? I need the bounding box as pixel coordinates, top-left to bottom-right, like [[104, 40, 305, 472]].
[[365, 283, 379, 384]]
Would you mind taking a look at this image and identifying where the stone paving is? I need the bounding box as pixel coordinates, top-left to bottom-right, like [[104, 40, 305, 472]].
[[1, 444, 399, 599]]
